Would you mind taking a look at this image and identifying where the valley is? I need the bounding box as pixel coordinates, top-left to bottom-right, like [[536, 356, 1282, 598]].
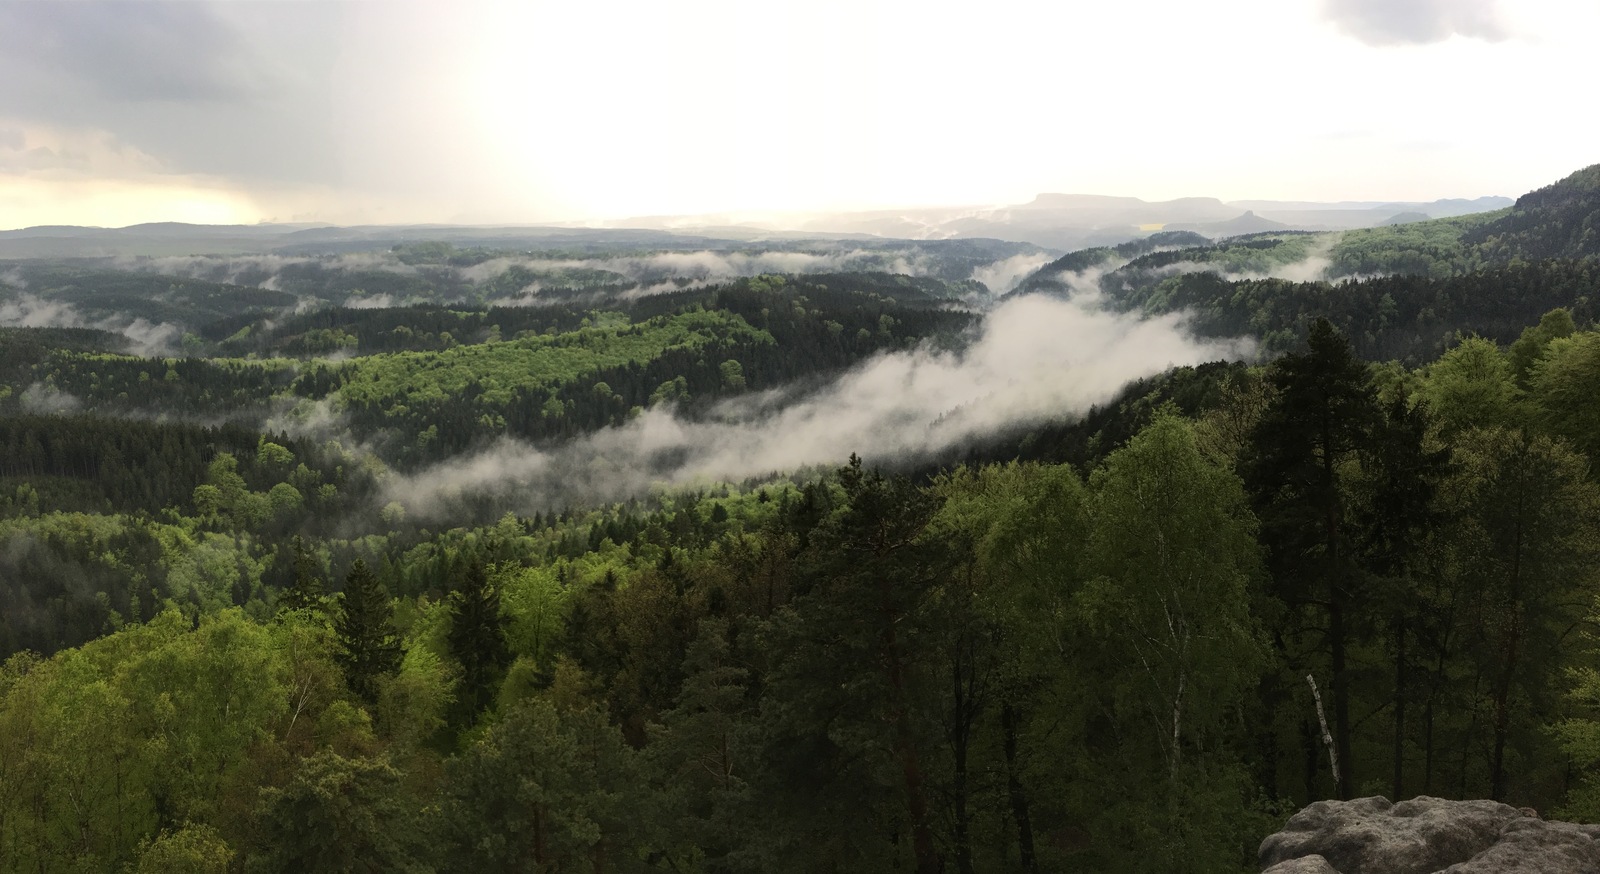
[[4, 158, 1600, 871]]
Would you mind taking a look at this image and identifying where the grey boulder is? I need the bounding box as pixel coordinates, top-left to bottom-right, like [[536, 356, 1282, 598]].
[[1258, 795, 1600, 874], [1263, 855, 1342, 874]]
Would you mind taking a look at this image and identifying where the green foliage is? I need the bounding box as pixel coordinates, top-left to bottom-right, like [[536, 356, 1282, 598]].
[[1328, 212, 1498, 278], [1528, 331, 1600, 458], [1557, 635, 1600, 821], [445, 562, 509, 722], [497, 564, 568, 666], [1509, 307, 1576, 385], [1445, 428, 1600, 798], [1418, 335, 1521, 435], [1031, 417, 1267, 871], [443, 699, 639, 872], [334, 309, 768, 411], [1085, 415, 1266, 764], [718, 358, 745, 391], [132, 823, 235, 874], [0, 610, 296, 871], [250, 750, 436, 874]]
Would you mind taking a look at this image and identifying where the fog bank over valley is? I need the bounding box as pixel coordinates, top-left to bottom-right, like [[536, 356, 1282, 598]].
[[387, 293, 1252, 516]]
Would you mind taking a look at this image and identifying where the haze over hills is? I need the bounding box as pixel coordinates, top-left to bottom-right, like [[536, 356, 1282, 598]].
[[588, 193, 1515, 250], [0, 192, 1514, 259]]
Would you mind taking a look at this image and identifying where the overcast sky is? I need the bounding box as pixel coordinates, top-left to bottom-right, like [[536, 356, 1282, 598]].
[[0, 0, 1594, 229]]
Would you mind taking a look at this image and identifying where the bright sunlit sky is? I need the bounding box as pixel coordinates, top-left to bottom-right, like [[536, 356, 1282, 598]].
[[0, 0, 1595, 229]]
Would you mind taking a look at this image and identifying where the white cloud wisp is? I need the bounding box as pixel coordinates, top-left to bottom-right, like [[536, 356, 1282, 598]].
[[387, 293, 1252, 515]]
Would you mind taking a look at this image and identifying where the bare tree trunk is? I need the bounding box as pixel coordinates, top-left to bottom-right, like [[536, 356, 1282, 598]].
[[1330, 594, 1353, 800], [1308, 673, 1341, 797]]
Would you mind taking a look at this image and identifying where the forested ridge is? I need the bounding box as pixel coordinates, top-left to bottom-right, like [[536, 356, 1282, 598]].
[[4, 165, 1600, 872], [2, 274, 973, 467], [1014, 164, 1600, 362]]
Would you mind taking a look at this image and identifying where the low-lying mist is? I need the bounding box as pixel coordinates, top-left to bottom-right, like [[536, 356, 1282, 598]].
[[387, 293, 1252, 517], [0, 293, 182, 356], [124, 244, 1043, 306], [1033, 238, 1347, 301]]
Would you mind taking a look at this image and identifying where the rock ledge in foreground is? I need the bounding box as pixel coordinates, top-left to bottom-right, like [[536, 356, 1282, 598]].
[[1259, 795, 1600, 874]]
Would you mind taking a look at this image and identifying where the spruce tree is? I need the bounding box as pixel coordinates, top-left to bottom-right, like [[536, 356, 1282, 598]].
[[448, 561, 509, 720], [277, 536, 326, 614], [335, 559, 403, 704]]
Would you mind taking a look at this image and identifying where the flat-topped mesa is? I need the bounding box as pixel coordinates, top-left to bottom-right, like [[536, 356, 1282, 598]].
[[1259, 796, 1600, 874]]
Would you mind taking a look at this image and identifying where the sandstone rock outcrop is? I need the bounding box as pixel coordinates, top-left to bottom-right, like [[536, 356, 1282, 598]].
[[1259, 796, 1600, 874]]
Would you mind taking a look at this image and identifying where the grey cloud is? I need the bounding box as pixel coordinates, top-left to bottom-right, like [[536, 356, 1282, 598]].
[[970, 253, 1055, 296], [0, 2, 271, 103], [0, 295, 82, 330], [0, 128, 23, 151], [118, 319, 184, 358], [1320, 0, 1508, 45], [19, 383, 83, 415], [0, 145, 93, 175], [0, 2, 347, 185]]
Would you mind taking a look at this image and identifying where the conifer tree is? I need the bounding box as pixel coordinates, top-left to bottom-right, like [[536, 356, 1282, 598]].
[[448, 561, 509, 719], [754, 455, 949, 874], [1245, 317, 1379, 799], [335, 559, 403, 704], [277, 536, 325, 614]]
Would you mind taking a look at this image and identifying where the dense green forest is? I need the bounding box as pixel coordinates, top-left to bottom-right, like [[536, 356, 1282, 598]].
[[1, 274, 974, 466], [8, 311, 1600, 872], [3, 164, 1600, 872]]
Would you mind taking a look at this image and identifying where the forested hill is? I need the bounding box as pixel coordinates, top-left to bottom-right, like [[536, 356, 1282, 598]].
[[1461, 163, 1600, 261], [1008, 163, 1600, 361], [0, 274, 974, 470], [1115, 258, 1600, 361], [1010, 229, 1212, 295]]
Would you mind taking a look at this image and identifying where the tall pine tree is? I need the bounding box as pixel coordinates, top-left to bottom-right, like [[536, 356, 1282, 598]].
[[752, 455, 950, 874], [448, 561, 510, 721], [335, 559, 403, 704]]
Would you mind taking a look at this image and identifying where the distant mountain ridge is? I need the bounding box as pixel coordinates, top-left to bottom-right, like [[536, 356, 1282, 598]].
[[0, 193, 1515, 259], [623, 194, 1512, 251]]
